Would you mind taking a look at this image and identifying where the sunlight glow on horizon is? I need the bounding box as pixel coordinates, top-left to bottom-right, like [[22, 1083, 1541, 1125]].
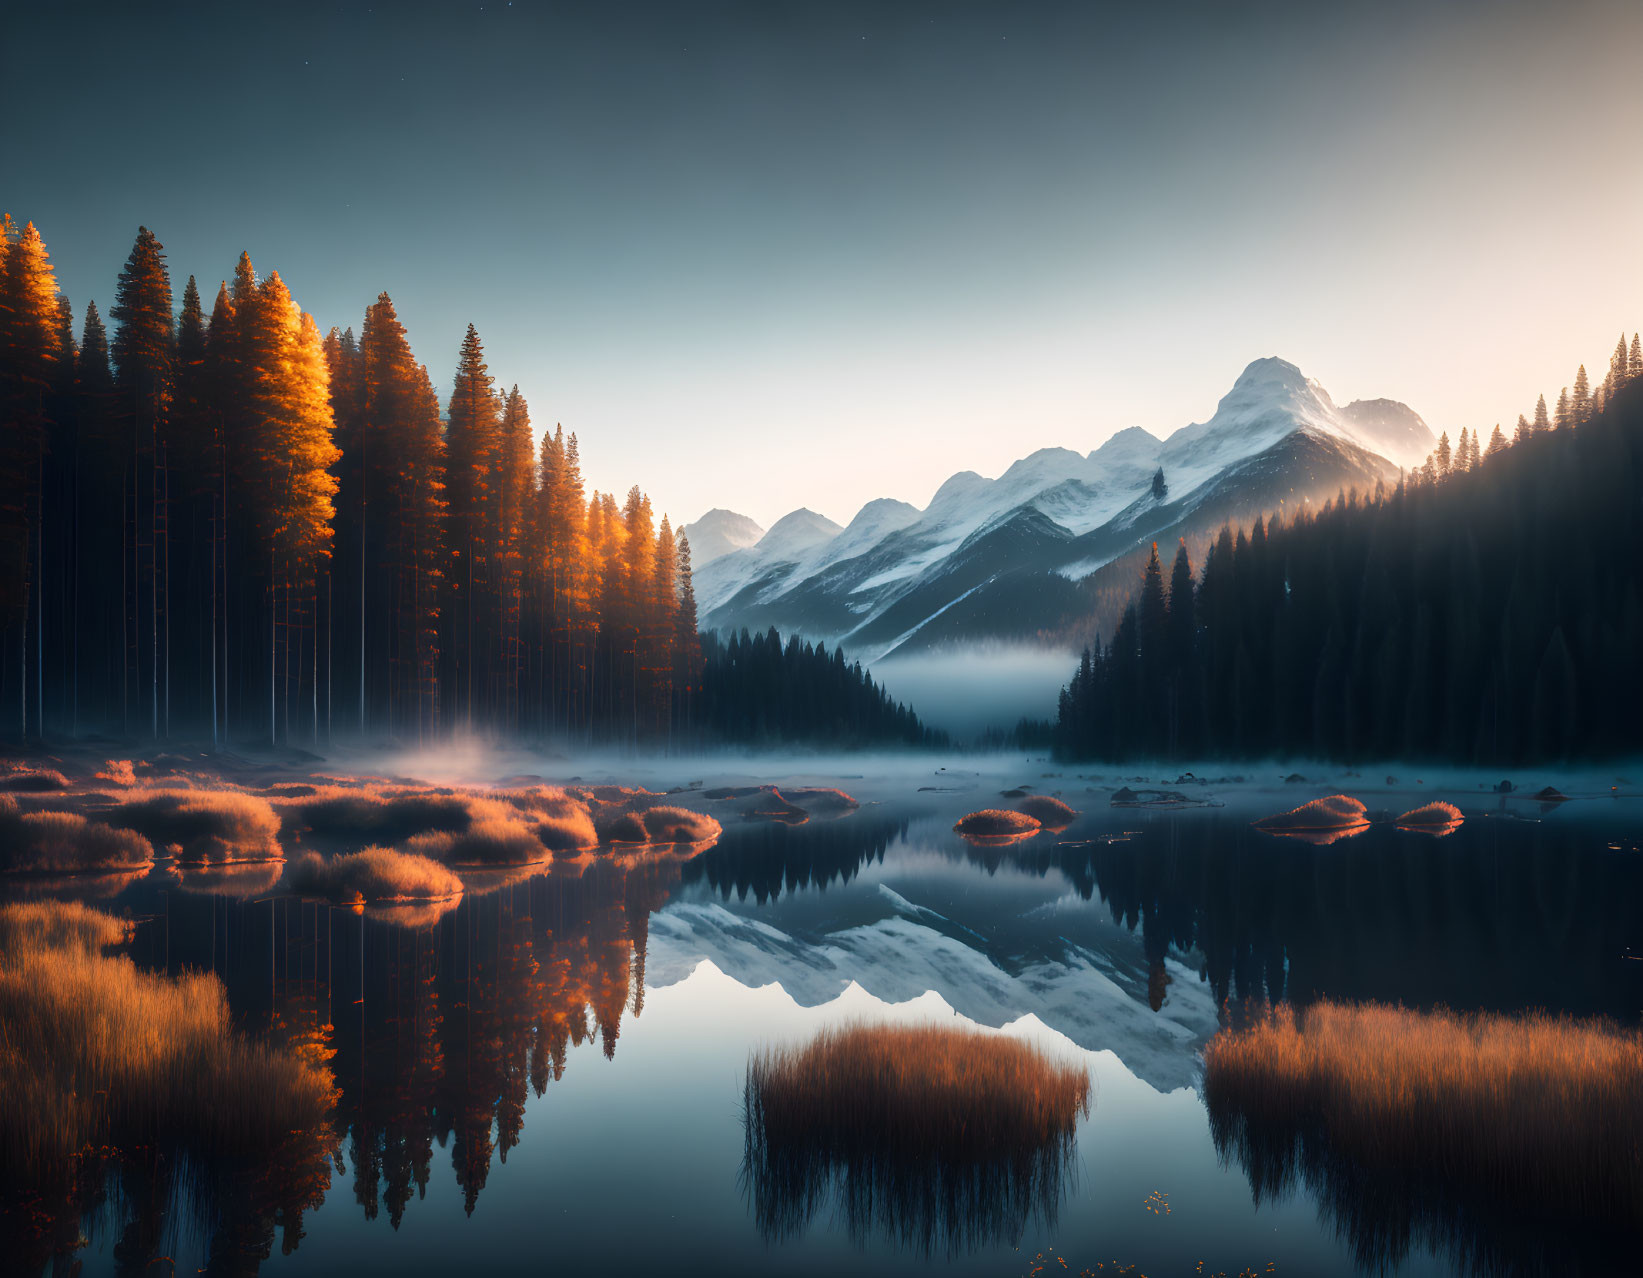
[[9, 0, 1643, 530]]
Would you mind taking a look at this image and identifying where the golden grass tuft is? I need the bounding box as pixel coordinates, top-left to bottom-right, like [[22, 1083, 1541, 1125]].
[[107, 787, 282, 863], [953, 809, 1041, 840], [1202, 1000, 1643, 1272], [0, 767, 71, 792], [744, 1021, 1089, 1254], [94, 759, 137, 787], [295, 786, 474, 841], [1015, 795, 1077, 827], [599, 804, 721, 845], [0, 902, 334, 1189], [1396, 800, 1464, 833], [1252, 794, 1370, 844], [404, 808, 549, 865], [295, 783, 600, 854], [286, 848, 463, 904], [782, 786, 860, 815], [0, 795, 154, 876]]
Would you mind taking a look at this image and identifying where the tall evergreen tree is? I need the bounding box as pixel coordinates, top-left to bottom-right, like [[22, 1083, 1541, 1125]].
[[0, 220, 61, 738], [444, 324, 498, 729], [109, 226, 174, 737]]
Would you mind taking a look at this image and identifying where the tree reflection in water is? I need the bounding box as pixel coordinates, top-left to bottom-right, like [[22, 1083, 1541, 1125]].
[[9, 854, 686, 1274], [742, 1023, 1089, 1258]]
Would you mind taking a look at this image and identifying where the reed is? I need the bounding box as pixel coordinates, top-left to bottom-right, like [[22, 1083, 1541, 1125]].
[[1203, 1001, 1643, 1274], [0, 902, 334, 1190], [744, 1021, 1089, 1255]]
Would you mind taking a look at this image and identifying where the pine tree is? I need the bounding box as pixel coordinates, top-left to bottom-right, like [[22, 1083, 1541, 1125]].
[[673, 533, 701, 738], [1486, 423, 1508, 460], [1513, 414, 1530, 444], [1555, 388, 1572, 431], [494, 385, 534, 728], [1630, 335, 1642, 386], [1165, 538, 1196, 754], [1435, 430, 1452, 475], [1572, 364, 1591, 425], [0, 220, 61, 739], [1533, 393, 1551, 434], [110, 226, 174, 737], [1137, 542, 1169, 752], [444, 324, 498, 728]]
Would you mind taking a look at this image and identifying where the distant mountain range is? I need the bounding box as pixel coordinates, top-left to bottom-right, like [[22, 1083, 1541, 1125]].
[[693, 357, 1434, 659]]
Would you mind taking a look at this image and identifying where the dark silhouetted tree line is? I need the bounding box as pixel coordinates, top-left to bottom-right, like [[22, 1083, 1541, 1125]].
[[1056, 343, 1643, 763], [0, 218, 726, 748], [698, 627, 944, 747]]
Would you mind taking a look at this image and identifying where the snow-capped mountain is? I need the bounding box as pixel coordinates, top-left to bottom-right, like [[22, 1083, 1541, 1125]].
[[678, 508, 765, 566], [697, 357, 1433, 657]]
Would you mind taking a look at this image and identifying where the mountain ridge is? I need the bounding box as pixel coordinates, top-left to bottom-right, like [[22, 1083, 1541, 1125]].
[[696, 357, 1432, 658]]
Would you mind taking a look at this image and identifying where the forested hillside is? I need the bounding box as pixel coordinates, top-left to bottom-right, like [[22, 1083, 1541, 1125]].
[[698, 628, 942, 748], [1056, 341, 1643, 764], [0, 217, 712, 748]]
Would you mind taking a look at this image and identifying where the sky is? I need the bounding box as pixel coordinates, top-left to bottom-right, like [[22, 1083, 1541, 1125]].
[[7, 0, 1643, 531]]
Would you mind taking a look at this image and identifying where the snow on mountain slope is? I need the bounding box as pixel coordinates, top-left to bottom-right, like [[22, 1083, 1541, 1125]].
[[698, 357, 1428, 653], [1337, 398, 1436, 468], [694, 508, 844, 618], [678, 509, 764, 566], [644, 899, 1219, 1092]]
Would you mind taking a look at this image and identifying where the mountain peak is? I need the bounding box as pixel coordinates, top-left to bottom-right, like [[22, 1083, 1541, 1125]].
[[758, 508, 844, 555], [679, 508, 765, 566]]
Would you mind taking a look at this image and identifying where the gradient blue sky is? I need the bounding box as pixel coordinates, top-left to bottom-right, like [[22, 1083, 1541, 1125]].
[[8, 0, 1643, 529]]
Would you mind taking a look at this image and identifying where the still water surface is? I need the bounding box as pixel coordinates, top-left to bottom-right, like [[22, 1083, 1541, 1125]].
[[19, 769, 1643, 1277]]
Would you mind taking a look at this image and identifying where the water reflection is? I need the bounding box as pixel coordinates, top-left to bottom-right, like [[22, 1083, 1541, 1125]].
[[1081, 813, 1643, 1022], [10, 857, 683, 1274], [6, 789, 1641, 1276], [742, 1023, 1087, 1258]]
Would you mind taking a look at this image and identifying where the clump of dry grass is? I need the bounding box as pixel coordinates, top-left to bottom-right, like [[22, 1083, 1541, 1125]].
[[599, 805, 721, 845], [296, 783, 601, 855], [0, 767, 70, 792], [1396, 801, 1464, 833], [404, 805, 550, 865], [1203, 1001, 1643, 1272], [106, 787, 282, 863], [0, 901, 334, 1190], [783, 787, 859, 816], [95, 759, 137, 787], [0, 899, 131, 955], [492, 786, 599, 850], [286, 848, 462, 904], [0, 795, 154, 876], [744, 1021, 1090, 1254], [296, 787, 473, 842], [1252, 794, 1369, 844], [953, 809, 1041, 841], [1016, 795, 1077, 827]]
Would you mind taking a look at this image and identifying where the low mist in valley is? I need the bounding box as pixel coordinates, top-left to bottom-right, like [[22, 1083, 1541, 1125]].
[[870, 645, 1075, 742]]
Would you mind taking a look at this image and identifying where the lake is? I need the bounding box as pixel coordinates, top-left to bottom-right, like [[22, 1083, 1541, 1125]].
[[9, 758, 1642, 1277]]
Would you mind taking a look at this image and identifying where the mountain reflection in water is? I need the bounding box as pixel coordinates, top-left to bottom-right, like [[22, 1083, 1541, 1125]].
[[5, 786, 1642, 1276]]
